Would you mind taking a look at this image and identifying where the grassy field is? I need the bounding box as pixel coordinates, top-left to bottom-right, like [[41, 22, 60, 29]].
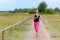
[[0, 12, 32, 40], [9, 18, 32, 40], [0, 12, 31, 30], [0, 17, 32, 40], [41, 14, 60, 40]]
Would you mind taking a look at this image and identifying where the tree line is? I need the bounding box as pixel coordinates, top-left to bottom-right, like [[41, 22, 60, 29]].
[[9, 1, 60, 14]]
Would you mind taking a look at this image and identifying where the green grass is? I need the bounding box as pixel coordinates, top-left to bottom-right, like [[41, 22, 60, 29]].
[[0, 13, 31, 30], [41, 14, 60, 40], [4, 18, 32, 40], [0, 12, 32, 40], [0, 19, 32, 40], [11, 19, 32, 40]]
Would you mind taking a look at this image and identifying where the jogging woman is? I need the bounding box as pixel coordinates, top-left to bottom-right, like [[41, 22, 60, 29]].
[[32, 9, 40, 37]]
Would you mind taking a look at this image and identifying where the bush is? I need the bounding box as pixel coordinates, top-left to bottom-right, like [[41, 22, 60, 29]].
[[45, 9, 55, 14], [28, 9, 35, 14]]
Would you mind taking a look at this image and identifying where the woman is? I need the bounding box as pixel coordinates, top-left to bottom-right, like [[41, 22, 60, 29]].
[[32, 9, 40, 37]]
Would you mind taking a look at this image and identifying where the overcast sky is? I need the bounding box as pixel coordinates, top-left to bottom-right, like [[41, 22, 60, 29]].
[[0, 0, 60, 11]]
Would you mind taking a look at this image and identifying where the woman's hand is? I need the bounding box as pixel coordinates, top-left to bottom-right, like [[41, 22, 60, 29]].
[[32, 14, 38, 20], [34, 16, 38, 19]]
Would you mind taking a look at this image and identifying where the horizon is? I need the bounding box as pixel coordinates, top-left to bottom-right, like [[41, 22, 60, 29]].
[[0, 0, 60, 11]]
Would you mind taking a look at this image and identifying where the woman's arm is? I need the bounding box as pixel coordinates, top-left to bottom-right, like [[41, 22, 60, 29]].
[[32, 14, 35, 20], [40, 15, 41, 20], [32, 14, 38, 20]]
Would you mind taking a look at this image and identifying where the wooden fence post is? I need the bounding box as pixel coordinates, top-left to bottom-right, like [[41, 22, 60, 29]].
[[15, 25, 16, 29], [19, 23, 20, 27], [10, 27, 12, 36], [2, 31, 4, 40]]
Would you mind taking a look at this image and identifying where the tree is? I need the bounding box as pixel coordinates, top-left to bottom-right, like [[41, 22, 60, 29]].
[[55, 7, 60, 13], [28, 8, 35, 14], [14, 8, 18, 12], [38, 1, 47, 13], [45, 8, 55, 14]]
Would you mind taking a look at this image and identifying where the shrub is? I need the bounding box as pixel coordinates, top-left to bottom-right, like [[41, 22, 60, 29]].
[[45, 9, 55, 14]]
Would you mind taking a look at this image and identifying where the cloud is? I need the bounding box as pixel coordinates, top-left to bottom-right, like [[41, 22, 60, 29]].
[[0, 0, 10, 3], [0, 0, 16, 4], [45, 0, 60, 4], [43, 0, 60, 8]]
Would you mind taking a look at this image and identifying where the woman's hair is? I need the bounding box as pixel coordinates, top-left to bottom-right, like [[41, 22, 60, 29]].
[[33, 8, 39, 14]]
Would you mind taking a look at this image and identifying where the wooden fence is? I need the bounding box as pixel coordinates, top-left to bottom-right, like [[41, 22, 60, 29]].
[[0, 17, 31, 40]]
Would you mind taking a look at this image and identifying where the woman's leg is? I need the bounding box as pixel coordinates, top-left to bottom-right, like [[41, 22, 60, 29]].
[[34, 22, 39, 37], [36, 22, 39, 36], [34, 22, 36, 32]]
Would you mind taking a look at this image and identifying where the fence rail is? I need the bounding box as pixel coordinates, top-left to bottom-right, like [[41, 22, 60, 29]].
[[0, 17, 31, 40]]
